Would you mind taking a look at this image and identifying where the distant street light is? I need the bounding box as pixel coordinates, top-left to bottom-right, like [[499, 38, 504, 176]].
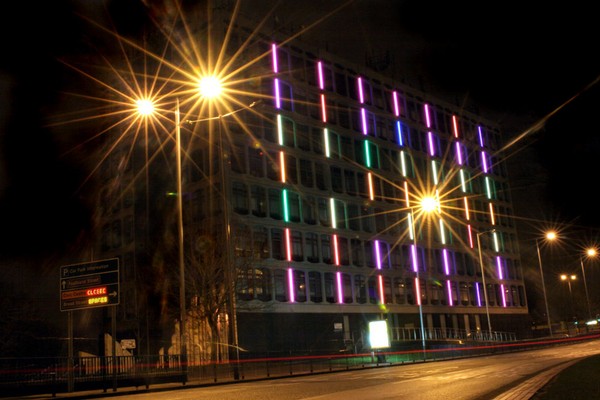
[[536, 231, 557, 337], [476, 229, 495, 336], [580, 248, 597, 321]]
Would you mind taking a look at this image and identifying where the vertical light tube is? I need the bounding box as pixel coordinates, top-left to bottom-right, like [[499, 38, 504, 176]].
[[271, 43, 278, 72], [333, 234, 340, 266], [320, 94, 327, 122], [442, 248, 450, 275], [481, 151, 488, 173], [455, 142, 463, 165], [489, 203, 496, 225], [336, 271, 343, 304], [277, 114, 284, 145], [367, 172, 375, 200], [288, 268, 295, 303], [424, 103, 431, 128], [496, 256, 504, 279], [279, 151, 286, 183], [408, 212, 415, 240], [400, 150, 407, 176], [282, 189, 289, 222], [378, 275, 385, 304], [439, 219, 446, 244], [392, 91, 400, 116], [411, 244, 419, 272], [467, 225, 474, 249], [361, 108, 368, 135], [317, 61, 324, 90], [446, 280, 453, 306], [463, 197, 470, 220], [364, 141, 371, 167], [396, 121, 404, 146], [323, 128, 330, 157], [330, 198, 337, 229], [478, 126, 484, 147], [415, 277, 421, 306], [274, 78, 281, 109], [374, 240, 382, 270], [357, 77, 364, 103], [428, 131, 435, 156], [500, 283, 507, 307], [475, 282, 482, 307], [459, 170, 467, 192], [285, 228, 292, 261], [452, 115, 459, 138]]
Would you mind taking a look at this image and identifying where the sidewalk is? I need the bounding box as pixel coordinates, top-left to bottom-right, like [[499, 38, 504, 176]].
[[529, 353, 600, 399]]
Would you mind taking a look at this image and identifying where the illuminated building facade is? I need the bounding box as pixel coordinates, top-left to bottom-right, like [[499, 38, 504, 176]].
[[94, 9, 528, 357]]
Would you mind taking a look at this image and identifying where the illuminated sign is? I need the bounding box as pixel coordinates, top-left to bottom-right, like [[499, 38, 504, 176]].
[[60, 259, 119, 311]]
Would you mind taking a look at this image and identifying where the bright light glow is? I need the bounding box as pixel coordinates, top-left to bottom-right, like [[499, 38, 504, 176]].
[[420, 196, 438, 213], [276, 114, 284, 145], [396, 121, 404, 146], [428, 131, 435, 156], [481, 151, 489, 173], [411, 244, 418, 272], [333, 234, 340, 266], [136, 99, 154, 116], [287, 268, 295, 303], [587, 248, 597, 257], [368, 320, 390, 349], [279, 151, 286, 183], [367, 172, 374, 200], [282, 189, 289, 222], [336, 272, 343, 304], [198, 76, 222, 99], [463, 197, 470, 220], [375, 240, 382, 270], [478, 126, 485, 147], [274, 78, 281, 109], [357, 77, 364, 103], [455, 142, 463, 165], [320, 94, 327, 122], [330, 198, 337, 229], [285, 228, 292, 261], [317, 61, 324, 90], [414, 277, 421, 305], [446, 280, 453, 306], [272, 43, 279, 72], [361, 108, 368, 135], [378, 275, 385, 304], [392, 91, 400, 116], [475, 282, 482, 307], [546, 231, 557, 241], [452, 115, 459, 138], [424, 104, 431, 128], [323, 128, 330, 157]]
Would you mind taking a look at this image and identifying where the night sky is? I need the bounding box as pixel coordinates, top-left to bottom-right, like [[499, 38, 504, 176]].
[[2, 0, 600, 263]]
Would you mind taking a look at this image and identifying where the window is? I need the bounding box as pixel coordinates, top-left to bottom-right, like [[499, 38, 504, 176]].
[[394, 278, 406, 304], [303, 195, 316, 225], [270, 228, 284, 260], [250, 185, 267, 217], [266, 151, 279, 180], [297, 123, 310, 151], [305, 232, 319, 263], [256, 268, 272, 301], [315, 162, 327, 189], [291, 230, 303, 261], [288, 191, 302, 222], [252, 226, 269, 259], [232, 182, 248, 214], [299, 158, 314, 187], [338, 236, 350, 265], [294, 270, 306, 302], [274, 269, 287, 302], [330, 166, 343, 193], [286, 154, 298, 184], [309, 271, 322, 303], [344, 169, 357, 196], [248, 147, 265, 177], [318, 197, 330, 227], [354, 275, 367, 303], [343, 273, 352, 303], [268, 188, 282, 220], [351, 238, 364, 267], [321, 234, 332, 264], [324, 272, 336, 303]]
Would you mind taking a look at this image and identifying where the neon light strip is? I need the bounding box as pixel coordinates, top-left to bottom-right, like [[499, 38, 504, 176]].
[[439, 219, 446, 244], [277, 114, 284, 145], [452, 115, 459, 138], [361, 108, 368, 135], [330, 198, 336, 228], [463, 197, 470, 220], [431, 160, 438, 185], [317, 61, 324, 90], [475, 282, 482, 307], [489, 203, 496, 225], [364, 141, 371, 167], [320, 94, 327, 122], [367, 172, 374, 200], [467, 225, 474, 248], [485, 177, 492, 199], [428, 131, 435, 156], [378, 275, 385, 304], [478, 126, 484, 147], [271, 43, 278, 72], [459, 170, 467, 192], [392, 91, 400, 116], [336, 271, 343, 304], [496, 256, 504, 279], [442, 248, 450, 275], [357, 77, 364, 103], [274, 78, 281, 109], [446, 280, 453, 306], [455, 142, 463, 165], [400, 150, 407, 176], [493, 231, 499, 252], [279, 151, 286, 183], [287, 268, 295, 303], [282, 189, 289, 222], [404, 181, 410, 207], [411, 244, 418, 272], [333, 234, 340, 266], [424, 104, 431, 128], [285, 228, 292, 261], [481, 151, 488, 173], [374, 240, 382, 269], [408, 212, 415, 240], [323, 128, 330, 157], [396, 121, 404, 146], [501, 283, 507, 307], [415, 277, 421, 305]]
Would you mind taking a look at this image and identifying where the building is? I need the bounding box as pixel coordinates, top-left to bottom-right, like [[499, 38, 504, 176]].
[[91, 4, 528, 361]]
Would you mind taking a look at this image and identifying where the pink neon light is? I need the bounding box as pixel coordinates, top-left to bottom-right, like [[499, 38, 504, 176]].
[[455, 142, 463, 165], [378, 275, 385, 304], [274, 78, 281, 109], [288, 268, 295, 303], [481, 151, 488, 173], [475, 282, 482, 307], [285, 228, 292, 261], [478, 126, 484, 147], [317, 61, 324, 90], [392, 91, 400, 116], [333, 234, 340, 266], [424, 104, 431, 128], [374, 240, 382, 269], [415, 277, 421, 306], [361, 108, 368, 135], [271, 43, 278, 73], [442, 248, 450, 275], [427, 131, 435, 156], [411, 244, 418, 272], [279, 151, 286, 183], [452, 115, 459, 138], [336, 272, 343, 304], [357, 77, 364, 103], [496, 256, 504, 279], [501, 283, 507, 307], [320, 94, 327, 122], [467, 225, 474, 248], [446, 280, 453, 306]]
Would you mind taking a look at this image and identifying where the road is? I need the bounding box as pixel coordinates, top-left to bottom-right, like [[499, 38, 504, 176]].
[[33, 339, 600, 400]]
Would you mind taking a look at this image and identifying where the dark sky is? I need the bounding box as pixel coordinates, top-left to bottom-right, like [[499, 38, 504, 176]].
[[1, 0, 600, 265]]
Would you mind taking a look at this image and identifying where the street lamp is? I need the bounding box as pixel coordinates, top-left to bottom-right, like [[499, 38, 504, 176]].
[[536, 231, 557, 337], [560, 273, 577, 324], [476, 229, 495, 337], [580, 248, 597, 321], [408, 195, 439, 353]]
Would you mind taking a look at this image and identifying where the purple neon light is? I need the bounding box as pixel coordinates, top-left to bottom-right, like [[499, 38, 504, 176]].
[[455, 142, 463, 165], [287, 268, 295, 303], [374, 240, 382, 270], [317, 61, 324, 90], [496, 256, 504, 279], [274, 78, 281, 109], [481, 151, 488, 173], [271, 43, 278, 73], [427, 131, 435, 156], [442, 248, 450, 275], [478, 126, 484, 147], [361, 108, 368, 135], [446, 280, 453, 306], [357, 77, 364, 104], [396, 121, 404, 146], [475, 282, 482, 307], [336, 271, 343, 304], [392, 91, 400, 116], [501, 283, 507, 307], [411, 244, 418, 272], [424, 103, 431, 128]]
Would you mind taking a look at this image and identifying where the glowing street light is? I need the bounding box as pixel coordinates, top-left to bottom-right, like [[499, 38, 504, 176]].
[[536, 231, 557, 337], [580, 247, 597, 321]]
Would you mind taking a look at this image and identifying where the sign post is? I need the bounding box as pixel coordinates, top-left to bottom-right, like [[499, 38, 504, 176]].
[[60, 258, 120, 312]]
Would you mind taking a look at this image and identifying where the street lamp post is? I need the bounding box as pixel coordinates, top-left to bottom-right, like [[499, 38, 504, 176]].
[[536, 231, 557, 337], [580, 248, 596, 321], [409, 208, 426, 354], [560, 273, 577, 328], [476, 230, 494, 337], [175, 99, 187, 370]]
